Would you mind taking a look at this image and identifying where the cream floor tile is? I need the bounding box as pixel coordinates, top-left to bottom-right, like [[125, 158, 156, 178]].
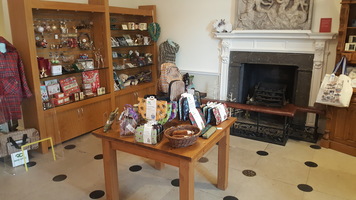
[[254, 155, 310, 185], [235, 175, 305, 200], [229, 135, 269, 151], [265, 139, 316, 162], [118, 168, 174, 200], [307, 167, 356, 200], [303, 190, 350, 200], [195, 163, 244, 199], [160, 187, 222, 200], [312, 147, 356, 175], [205, 145, 261, 171]]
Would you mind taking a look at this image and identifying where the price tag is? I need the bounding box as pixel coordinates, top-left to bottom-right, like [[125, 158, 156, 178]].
[[146, 96, 157, 120], [190, 108, 205, 130], [182, 93, 196, 110], [126, 123, 136, 133], [0, 43, 6, 53], [217, 104, 227, 121], [143, 123, 153, 144]]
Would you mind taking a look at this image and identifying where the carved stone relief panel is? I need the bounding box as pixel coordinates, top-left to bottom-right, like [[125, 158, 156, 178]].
[[236, 0, 313, 30]]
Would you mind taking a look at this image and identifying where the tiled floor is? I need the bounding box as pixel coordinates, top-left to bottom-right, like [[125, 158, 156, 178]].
[[1, 133, 356, 200]]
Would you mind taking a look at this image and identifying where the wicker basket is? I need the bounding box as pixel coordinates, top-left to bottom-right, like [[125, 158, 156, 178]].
[[164, 125, 201, 148]]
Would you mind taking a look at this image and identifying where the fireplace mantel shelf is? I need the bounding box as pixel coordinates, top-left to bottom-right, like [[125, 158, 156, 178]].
[[215, 30, 337, 40]]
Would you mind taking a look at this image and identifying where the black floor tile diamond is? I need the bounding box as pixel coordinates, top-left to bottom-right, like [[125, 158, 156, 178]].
[[304, 161, 318, 168], [242, 169, 256, 177], [27, 161, 37, 168], [171, 179, 179, 187], [89, 190, 105, 199], [64, 144, 76, 150], [198, 157, 209, 163], [52, 174, 67, 182], [298, 184, 313, 192], [309, 145, 321, 149], [129, 165, 142, 172], [223, 196, 239, 200], [256, 150, 269, 156], [94, 154, 103, 160]]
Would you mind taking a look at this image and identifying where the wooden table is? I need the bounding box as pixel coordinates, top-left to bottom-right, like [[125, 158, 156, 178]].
[[92, 117, 236, 200]]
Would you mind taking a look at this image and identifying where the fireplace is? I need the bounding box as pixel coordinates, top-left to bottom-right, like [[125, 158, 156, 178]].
[[215, 30, 336, 143], [228, 51, 314, 124], [216, 30, 336, 126]]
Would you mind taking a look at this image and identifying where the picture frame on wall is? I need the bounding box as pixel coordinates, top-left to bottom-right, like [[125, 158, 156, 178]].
[[345, 43, 356, 51], [349, 35, 356, 43]]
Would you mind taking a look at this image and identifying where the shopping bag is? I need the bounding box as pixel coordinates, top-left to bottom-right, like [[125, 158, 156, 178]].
[[316, 56, 353, 107]]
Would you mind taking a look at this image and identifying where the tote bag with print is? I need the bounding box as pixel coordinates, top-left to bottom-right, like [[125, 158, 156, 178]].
[[316, 56, 353, 107]]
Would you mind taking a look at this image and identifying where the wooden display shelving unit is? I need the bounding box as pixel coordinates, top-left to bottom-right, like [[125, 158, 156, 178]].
[[7, 0, 158, 153], [320, 0, 356, 156]]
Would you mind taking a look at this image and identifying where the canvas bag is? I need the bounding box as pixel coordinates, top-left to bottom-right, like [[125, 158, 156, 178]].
[[159, 63, 183, 93], [0, 128, 40, 157], [168, 80, 185, 101], [316, 56, 353, 107]]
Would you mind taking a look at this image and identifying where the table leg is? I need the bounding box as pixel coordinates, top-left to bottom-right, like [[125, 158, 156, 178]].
[[217, 129, 230, 190], [154, 161, 165, 170], [179, 160, 194, 200], [102, 140, 119, 200]]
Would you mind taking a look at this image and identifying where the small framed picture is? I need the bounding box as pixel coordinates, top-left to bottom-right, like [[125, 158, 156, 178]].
[[345, 43, 356, 51], [349, 35, 356, 43], [121, 24, 128, 30]]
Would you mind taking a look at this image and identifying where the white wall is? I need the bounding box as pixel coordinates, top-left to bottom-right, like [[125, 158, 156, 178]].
[[1, 0, 341, 98]]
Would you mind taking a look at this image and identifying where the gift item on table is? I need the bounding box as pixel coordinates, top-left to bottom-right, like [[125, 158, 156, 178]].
[[157, 101, 178, 125], [178, 93, 201, 121], [135, 122, 163, 145], [103, 107, 119, 133], [168, 80, 185, 101], [201, 102, 229, 126], [119, 104, 139, 136], [137, 96, 168, 122]]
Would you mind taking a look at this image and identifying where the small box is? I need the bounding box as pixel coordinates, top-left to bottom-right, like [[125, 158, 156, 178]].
[[63, 96, 70, 104], [54, 92, 65, 99], [73, 93, 79, 101], [79, 92, 85, 100], [51, 65, 62, 75], [47, 83, 61, 95], [52, 98, 64, 106]]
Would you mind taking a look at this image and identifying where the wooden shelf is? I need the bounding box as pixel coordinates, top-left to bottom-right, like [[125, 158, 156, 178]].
[[7, 0, 157, 153]]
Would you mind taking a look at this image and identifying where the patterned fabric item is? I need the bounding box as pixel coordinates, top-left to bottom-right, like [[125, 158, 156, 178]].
[[137, 97, 168, 121], [158, 63, 182, 93], [158, 40, 179, 66], [189, 109, 207, 129], [0, 37, 32, 123]]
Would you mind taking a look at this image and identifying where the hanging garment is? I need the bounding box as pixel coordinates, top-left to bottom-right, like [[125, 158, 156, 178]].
[[0, 37, 32, 123], [159, 40, 179, 66]]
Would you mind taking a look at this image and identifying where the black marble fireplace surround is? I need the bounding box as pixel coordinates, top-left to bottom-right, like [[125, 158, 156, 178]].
[[227, 51, 315, 144], [228, 51, 314, 123]]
